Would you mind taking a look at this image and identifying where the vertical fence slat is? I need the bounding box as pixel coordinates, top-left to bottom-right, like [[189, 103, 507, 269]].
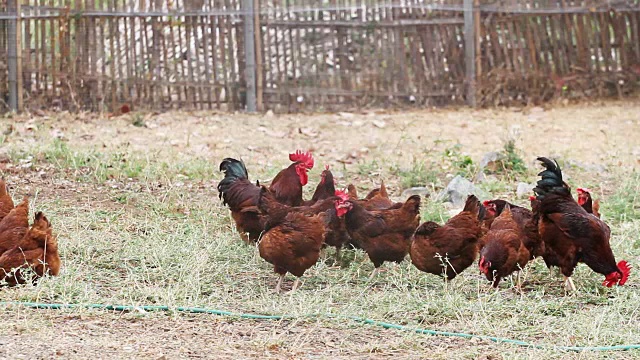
[[7, 0, 22, 111], [242, 0, 256, 111], [463, 0, 476, 107]]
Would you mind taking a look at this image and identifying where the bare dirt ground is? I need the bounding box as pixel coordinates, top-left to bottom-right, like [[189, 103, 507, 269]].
[[6, 100, 640, 169], [1, 100, 639, 359], [0, 308, 512, 360]]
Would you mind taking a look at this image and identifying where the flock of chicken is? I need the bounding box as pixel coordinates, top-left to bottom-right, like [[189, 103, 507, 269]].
[[218, 151, 631, 293], [0, 180, 60, 286], [0, 149, 630, 293]]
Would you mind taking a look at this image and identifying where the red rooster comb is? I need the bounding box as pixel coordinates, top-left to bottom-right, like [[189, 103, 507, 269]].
[[529, 195, 537, 201], [603, 261, 632, 287], [482, 200, 491, 206], [617, 261, 631, 286], [289, 150, 314, 169], [335, 189, 349, 202], [324, 164, 330, 171], [576, 187, 591, 194]]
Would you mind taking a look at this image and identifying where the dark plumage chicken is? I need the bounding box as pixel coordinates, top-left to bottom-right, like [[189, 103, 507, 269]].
[[218, 151, 314, 243], [533, 157, 630, 290]]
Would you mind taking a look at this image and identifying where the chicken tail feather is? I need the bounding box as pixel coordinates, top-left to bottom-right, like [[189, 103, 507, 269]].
[[402, 195, 421, 214], [463, 195, 485, 221], [534, 157, 569, 200], [218, 158, 250, 200]]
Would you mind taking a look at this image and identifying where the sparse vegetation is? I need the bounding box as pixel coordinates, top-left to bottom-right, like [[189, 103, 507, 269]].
[[500, 139, 528, 174], [443, 144, 476, 177], [391, 158, 438, 189], [0, 103, 639, 358]]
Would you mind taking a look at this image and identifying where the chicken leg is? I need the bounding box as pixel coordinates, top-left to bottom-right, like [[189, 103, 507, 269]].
[[275, 274, 286, 294], [291, 278, 301, 292], [368, 267, 380, 281], [564, 276, 576, 291]]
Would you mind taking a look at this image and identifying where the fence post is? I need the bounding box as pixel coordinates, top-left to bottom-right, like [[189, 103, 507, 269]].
[[253, 0, 263, 111], [243, 0, 257, 112], [7, 0, 23, 112], [463, 0, 476, 107]]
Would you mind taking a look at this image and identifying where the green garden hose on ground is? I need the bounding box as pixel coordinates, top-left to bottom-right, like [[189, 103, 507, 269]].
[[2, 301, 639, 353]]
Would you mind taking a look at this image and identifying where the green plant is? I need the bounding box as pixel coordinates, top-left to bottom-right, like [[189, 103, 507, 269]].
[[483, 140, 528, 176], [443, 144, 475, 177], [391, 160, 438, 189], [131, 113, 146, 128], [501, 140, 527, 174]]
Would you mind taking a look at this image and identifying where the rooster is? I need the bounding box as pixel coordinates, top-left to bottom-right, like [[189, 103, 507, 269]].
[[410, 195, 485, 280], [257, 188, 351, 293], [577, 187, 600, 218], [269, 150, 315, 206], [218, 151, 314, 242], [344, 195, 421, 279], [533, 157, 630, 290]]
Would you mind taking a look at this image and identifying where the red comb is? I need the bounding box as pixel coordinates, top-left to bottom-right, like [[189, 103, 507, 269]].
[[324, 164, 330, 171], [617, 261, 631, 286], [529, 195, 537, 201], [289, 150, 314, 169], [482, 200, 491, 206], [335, 189, 349, 201], [577, 187, 591, 194]]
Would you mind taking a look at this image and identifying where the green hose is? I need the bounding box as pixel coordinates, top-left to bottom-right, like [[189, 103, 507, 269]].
[[2, 301, 639, 352]]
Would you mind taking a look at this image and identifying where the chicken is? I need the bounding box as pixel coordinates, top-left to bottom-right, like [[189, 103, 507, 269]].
[[259, 187, 351, 261], [347, 181, 397, 210], [257, 189, 351, 293], [0, 197, 29, 256], [410, 195, 485, 280], [0, 212, 61, 286], [268, 150, 315, 206], [107, 104, 131, 118], [483, 200, 530, 230], [533, 157, 630, 290], [302, 165, 336, 206], [347, 184, 359, 200], [218, 151, 314, 243], [482, 199, 544, 258], [217, 158, 263, 243], [344, 195, 421, 279], [0, 179, 14, 221], [577, 187, 600, 218], [479, 204, 531, 288]]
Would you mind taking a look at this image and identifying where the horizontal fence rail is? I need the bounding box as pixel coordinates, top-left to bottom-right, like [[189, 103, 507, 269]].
[[1, 0, 639, 113]]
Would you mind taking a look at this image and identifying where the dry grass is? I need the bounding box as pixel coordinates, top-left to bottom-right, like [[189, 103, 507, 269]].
[[0, 101, 639, 359]]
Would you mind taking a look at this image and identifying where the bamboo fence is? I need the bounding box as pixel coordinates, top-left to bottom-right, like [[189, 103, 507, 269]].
[[0, 0, 639, 112]]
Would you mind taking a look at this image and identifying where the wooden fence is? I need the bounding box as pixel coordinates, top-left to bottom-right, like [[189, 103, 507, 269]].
[[1, 0, 639, 113]]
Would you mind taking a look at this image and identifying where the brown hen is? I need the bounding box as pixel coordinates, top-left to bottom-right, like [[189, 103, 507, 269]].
[[344, 195, 421, 279], [410, 195, 485, 280], [0, 212, 61, 286]]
